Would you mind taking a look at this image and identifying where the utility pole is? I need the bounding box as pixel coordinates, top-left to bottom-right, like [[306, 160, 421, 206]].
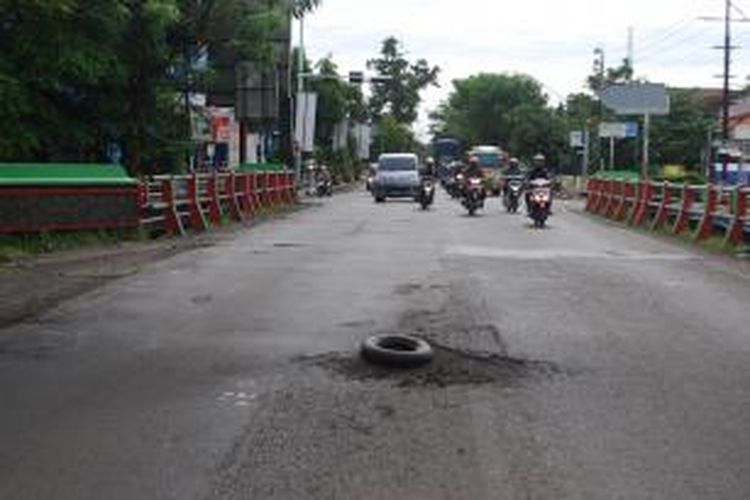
[[582, 126, 590, 178], [699, 0, 750, 182], [594, 47, 606, 172], [699, 2, 750, 143], [627, 27, 634, 79], [723, 0, 732, 143], [294, 14, 305, 186]]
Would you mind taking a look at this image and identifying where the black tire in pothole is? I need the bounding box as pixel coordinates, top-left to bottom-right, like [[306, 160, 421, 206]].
[[361, 335, 434, 368]]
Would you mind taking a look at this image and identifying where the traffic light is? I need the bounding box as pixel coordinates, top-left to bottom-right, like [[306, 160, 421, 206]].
[[349, 71, 364, 84]]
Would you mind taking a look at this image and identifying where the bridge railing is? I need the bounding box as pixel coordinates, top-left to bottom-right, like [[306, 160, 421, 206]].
[[139, 171, 296, 236], [586, 178, 750, 248]]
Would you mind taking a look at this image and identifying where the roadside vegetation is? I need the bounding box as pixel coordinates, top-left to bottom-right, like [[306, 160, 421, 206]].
[[0, 229, 144, 265], [430, 58, 716, 175], [0, 0, 321, 175]]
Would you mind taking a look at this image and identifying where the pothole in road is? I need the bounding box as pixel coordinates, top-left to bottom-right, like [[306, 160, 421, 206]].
[[272, 242, 309, 249], [299, 342, 559, 389]]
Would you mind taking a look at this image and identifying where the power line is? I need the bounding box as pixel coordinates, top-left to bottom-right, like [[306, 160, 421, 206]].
[[635, 0, 717, 52], [637, 25, 715, 63]]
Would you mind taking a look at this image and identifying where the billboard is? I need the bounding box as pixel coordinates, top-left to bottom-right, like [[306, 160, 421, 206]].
[[600, 83, 670, 116], [598, 122, 639, 139]]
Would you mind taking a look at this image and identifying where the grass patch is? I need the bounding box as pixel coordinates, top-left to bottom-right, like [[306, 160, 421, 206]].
[[0, 228, 145, 263]]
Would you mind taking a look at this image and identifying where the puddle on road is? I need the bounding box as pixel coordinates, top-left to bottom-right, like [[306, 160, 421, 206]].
[[0, 328, 75, 360], [299, 343, 559, 389], [272, 242, 309, 249]]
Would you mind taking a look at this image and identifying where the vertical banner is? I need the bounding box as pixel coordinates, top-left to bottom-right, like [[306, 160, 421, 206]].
[[333, 120, 349, 151], [354, 123, 372, 160], [295, 92, 318, 153]]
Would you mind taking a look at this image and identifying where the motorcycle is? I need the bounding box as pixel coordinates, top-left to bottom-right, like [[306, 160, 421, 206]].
[[365, 169, 376, 192], [316, 178, 333, 197], [503, 176, 524, 214], [461, 176, 486, 216], [527, 178, 552, 228], [417, 178, 435, 210], [447, 172, 465, 199]]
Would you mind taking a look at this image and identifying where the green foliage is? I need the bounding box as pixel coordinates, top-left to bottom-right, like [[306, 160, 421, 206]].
[[0, 229, 143, 263], [587, 58, 633, 93], [0, 0, 127, 161], [432, 73, 566, 165], [367, 37, 439, 125], [309, 56, 350, 149], [372, 116, 418, 157], [650, 91, 713, 168]]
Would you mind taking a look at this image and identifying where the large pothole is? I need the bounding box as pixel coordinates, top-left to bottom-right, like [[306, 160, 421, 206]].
[[299, 341, 559, 389]]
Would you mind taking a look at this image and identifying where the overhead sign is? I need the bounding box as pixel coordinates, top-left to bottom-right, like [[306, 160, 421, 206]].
[[600, 83, 670, 116], [569, 131, 584, 148]]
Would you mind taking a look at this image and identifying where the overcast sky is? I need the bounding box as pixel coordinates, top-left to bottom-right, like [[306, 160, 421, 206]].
[[296, 0, 750, 137]]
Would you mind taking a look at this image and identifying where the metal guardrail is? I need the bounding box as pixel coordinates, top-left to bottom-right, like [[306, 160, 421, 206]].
[[138, 171, 296, 236], [586, 178, 750, 248]]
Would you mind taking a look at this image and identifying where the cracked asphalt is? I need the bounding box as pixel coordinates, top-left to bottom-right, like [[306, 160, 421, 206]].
[[2, 189, 750, 499]]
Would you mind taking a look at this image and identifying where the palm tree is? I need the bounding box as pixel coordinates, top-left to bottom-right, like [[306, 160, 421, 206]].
[[291, 0, 322, 18]]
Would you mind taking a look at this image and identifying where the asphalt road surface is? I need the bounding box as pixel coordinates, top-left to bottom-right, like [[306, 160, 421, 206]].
[[2, 189, 750, 499]]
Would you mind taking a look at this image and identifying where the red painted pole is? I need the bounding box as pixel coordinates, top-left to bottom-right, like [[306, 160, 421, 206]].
[[650, 182, 672, 231], [161, 178, 184, 236], [672, 184, 695, 235], [694, 185, 719, 241], [188, 173, 208, 231], [225, 172, 243, 221], [724, 187, 747, 247], [206, 174, 223, 225]]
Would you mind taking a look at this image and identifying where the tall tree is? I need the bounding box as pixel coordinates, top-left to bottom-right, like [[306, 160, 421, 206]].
[[0, 0, 127, 161], [0, 0, 322, 171], [367, 37, 439, 124], [432, 73, 565, 164], [650, 91, 714, 168]]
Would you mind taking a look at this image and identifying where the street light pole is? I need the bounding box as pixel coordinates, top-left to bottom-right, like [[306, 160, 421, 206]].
[[293, 14, 305, 187]]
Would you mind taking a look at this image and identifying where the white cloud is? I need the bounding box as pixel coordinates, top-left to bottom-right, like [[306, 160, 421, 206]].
[[297, 0, 750, 139]]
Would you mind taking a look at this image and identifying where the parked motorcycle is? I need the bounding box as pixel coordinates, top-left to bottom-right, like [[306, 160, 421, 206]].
[[417, 178, 436, 210], [527, 178, 552, 228], [503, 176, 524, 213], [316, 178, 333, 197], [462, 176, 486, 216]]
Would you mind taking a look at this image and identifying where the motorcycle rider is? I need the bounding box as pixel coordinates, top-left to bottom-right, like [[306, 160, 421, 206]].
[[465, 155, 484, 179], [527, 153, 550, 181], [503, 157, 523, 196], [422, 157, 436, 179], [526, 153, 552, 211]]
